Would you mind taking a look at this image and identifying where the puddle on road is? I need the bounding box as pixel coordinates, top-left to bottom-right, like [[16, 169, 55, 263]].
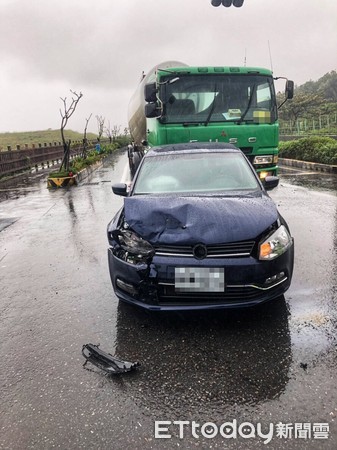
[[288, 285, 337, 374], [0, 217, 18, 232], [279, 167, 337, 194], [0, 172, 48, 202]]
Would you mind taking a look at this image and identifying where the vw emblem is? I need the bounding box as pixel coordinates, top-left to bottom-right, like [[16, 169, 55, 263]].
[[193, 244, 208, 260]]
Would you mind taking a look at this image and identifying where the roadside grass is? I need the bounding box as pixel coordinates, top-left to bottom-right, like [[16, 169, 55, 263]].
[[0, 129, 98, 151], [279, 136, 337, 165]]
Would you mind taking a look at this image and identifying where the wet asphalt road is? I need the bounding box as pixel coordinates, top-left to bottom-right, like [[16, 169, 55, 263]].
[[0, 151, 336, 449]]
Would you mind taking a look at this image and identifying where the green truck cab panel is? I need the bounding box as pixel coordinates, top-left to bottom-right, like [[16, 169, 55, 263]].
[[147, 121, 279, 173]]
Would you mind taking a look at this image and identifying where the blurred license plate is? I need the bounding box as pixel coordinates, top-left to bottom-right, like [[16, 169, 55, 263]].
[[175, 267, 225, 293]]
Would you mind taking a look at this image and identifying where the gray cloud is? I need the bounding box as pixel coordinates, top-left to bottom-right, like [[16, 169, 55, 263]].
[[0, 0, 336, 133]]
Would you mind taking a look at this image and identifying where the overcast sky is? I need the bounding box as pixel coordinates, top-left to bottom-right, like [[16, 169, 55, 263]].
[[0, 0, 336, 135]]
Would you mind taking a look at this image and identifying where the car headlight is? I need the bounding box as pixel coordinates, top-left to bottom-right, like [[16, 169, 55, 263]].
[[113, 229, 154, 259], [253, 155, 273, 165], [259, 225, 292, 260]]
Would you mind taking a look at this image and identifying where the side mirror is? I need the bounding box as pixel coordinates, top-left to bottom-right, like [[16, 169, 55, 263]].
[[145, 102, 161, 118], [264, 176, 279, 191], [112, 183, 128, 196], [144, 82, 157, 103], [285, 80, 294, 100]]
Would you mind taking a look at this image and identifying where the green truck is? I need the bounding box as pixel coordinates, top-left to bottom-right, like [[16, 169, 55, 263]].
[[128, 61, 293, 178]]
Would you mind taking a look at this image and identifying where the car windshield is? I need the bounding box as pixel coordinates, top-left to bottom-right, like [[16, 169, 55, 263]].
[[133, 152, 260, 195]]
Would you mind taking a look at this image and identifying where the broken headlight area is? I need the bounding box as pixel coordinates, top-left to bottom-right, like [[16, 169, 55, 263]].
[[109, 229, 155, 264], [115, 264, 159, 304], [139, 275, 159, 304]]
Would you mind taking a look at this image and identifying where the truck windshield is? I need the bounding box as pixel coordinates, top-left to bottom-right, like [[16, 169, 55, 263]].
[[160, 74, 276, 125]]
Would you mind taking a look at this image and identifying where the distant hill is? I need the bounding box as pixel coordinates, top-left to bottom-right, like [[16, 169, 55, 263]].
[[0, 129, 98, 151]]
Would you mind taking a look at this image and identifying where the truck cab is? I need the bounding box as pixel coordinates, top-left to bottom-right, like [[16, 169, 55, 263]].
[[128, 64, 293, 179]]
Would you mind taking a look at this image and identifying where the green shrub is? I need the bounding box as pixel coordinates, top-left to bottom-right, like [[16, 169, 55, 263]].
[[48, 142, 120, 179], [48, 169, 77, 178], [279, 136, 337, 164], [100, 143, 119, 154]]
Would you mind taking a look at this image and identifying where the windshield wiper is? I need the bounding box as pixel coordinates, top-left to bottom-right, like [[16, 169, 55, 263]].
[[204, 85, 218, 127], [237, 84, 257, 124]]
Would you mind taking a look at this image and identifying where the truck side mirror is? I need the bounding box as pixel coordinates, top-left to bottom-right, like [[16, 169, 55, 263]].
[[144, 83, 157, 103], [285, 80, 294, 100], [145, 103, 161, 118]]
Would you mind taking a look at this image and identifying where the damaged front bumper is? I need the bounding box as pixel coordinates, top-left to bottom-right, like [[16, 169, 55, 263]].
[[82, 343, 140, 374], [107, 245, 294, 311]]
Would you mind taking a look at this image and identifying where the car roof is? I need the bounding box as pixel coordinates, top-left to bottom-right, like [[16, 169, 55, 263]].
[[145, 142, 241, 157]]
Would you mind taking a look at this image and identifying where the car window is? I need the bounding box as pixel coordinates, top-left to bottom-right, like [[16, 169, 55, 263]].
[[133, 152, 260, 194]]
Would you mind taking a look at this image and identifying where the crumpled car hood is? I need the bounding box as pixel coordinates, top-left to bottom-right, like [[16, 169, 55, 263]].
[[124, 194, 278, 245]]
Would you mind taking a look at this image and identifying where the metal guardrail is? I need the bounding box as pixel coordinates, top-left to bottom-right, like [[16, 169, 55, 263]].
[[279, 134, 337, 142], [0, 141, 107, 177]]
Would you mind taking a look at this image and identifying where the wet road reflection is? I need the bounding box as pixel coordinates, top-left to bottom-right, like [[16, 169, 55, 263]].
[[0, 153, 337, 448], [113, 298, 291, 419], [279, 166, 337, 194]]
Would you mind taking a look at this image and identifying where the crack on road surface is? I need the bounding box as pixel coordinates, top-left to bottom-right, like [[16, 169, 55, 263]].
[[0, 252, 8, 262], [0, 187, 41, 192], [41, 203, 58, 217]]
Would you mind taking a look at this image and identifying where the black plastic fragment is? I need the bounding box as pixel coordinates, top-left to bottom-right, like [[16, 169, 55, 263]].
[[82, 343, 140, 374]]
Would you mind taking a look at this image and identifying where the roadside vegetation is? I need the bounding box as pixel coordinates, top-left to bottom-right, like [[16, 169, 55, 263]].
[[49, 139, 128, 178], [278, 70, 337, 136], [49, 90, 130, 179], [279, 136, 337, 165], [278, 70, 337, 164]]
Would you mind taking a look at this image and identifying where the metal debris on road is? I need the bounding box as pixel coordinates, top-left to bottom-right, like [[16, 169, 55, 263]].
[[82, 343, 140, 375]]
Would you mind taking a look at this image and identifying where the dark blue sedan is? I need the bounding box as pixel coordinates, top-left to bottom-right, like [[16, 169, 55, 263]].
[[107, 143, 294, 311]]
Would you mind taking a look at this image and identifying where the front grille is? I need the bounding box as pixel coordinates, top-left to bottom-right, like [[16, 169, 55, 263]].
[[154, 240, 255, 258], [158, 284, 260, 301], [157, 281, 287, 306]]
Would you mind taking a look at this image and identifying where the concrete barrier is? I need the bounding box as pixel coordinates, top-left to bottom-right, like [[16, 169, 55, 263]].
[[279, 157, 337, 174]]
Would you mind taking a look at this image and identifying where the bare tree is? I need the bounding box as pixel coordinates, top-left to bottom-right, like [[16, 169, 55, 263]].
[[105, 121, 113, 144], [59, 90, 83, 172], [112, 125, 121, 141], [105, 122, 122, 143], [82, 113, 92, 158], [96, 115, 105, 142]]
